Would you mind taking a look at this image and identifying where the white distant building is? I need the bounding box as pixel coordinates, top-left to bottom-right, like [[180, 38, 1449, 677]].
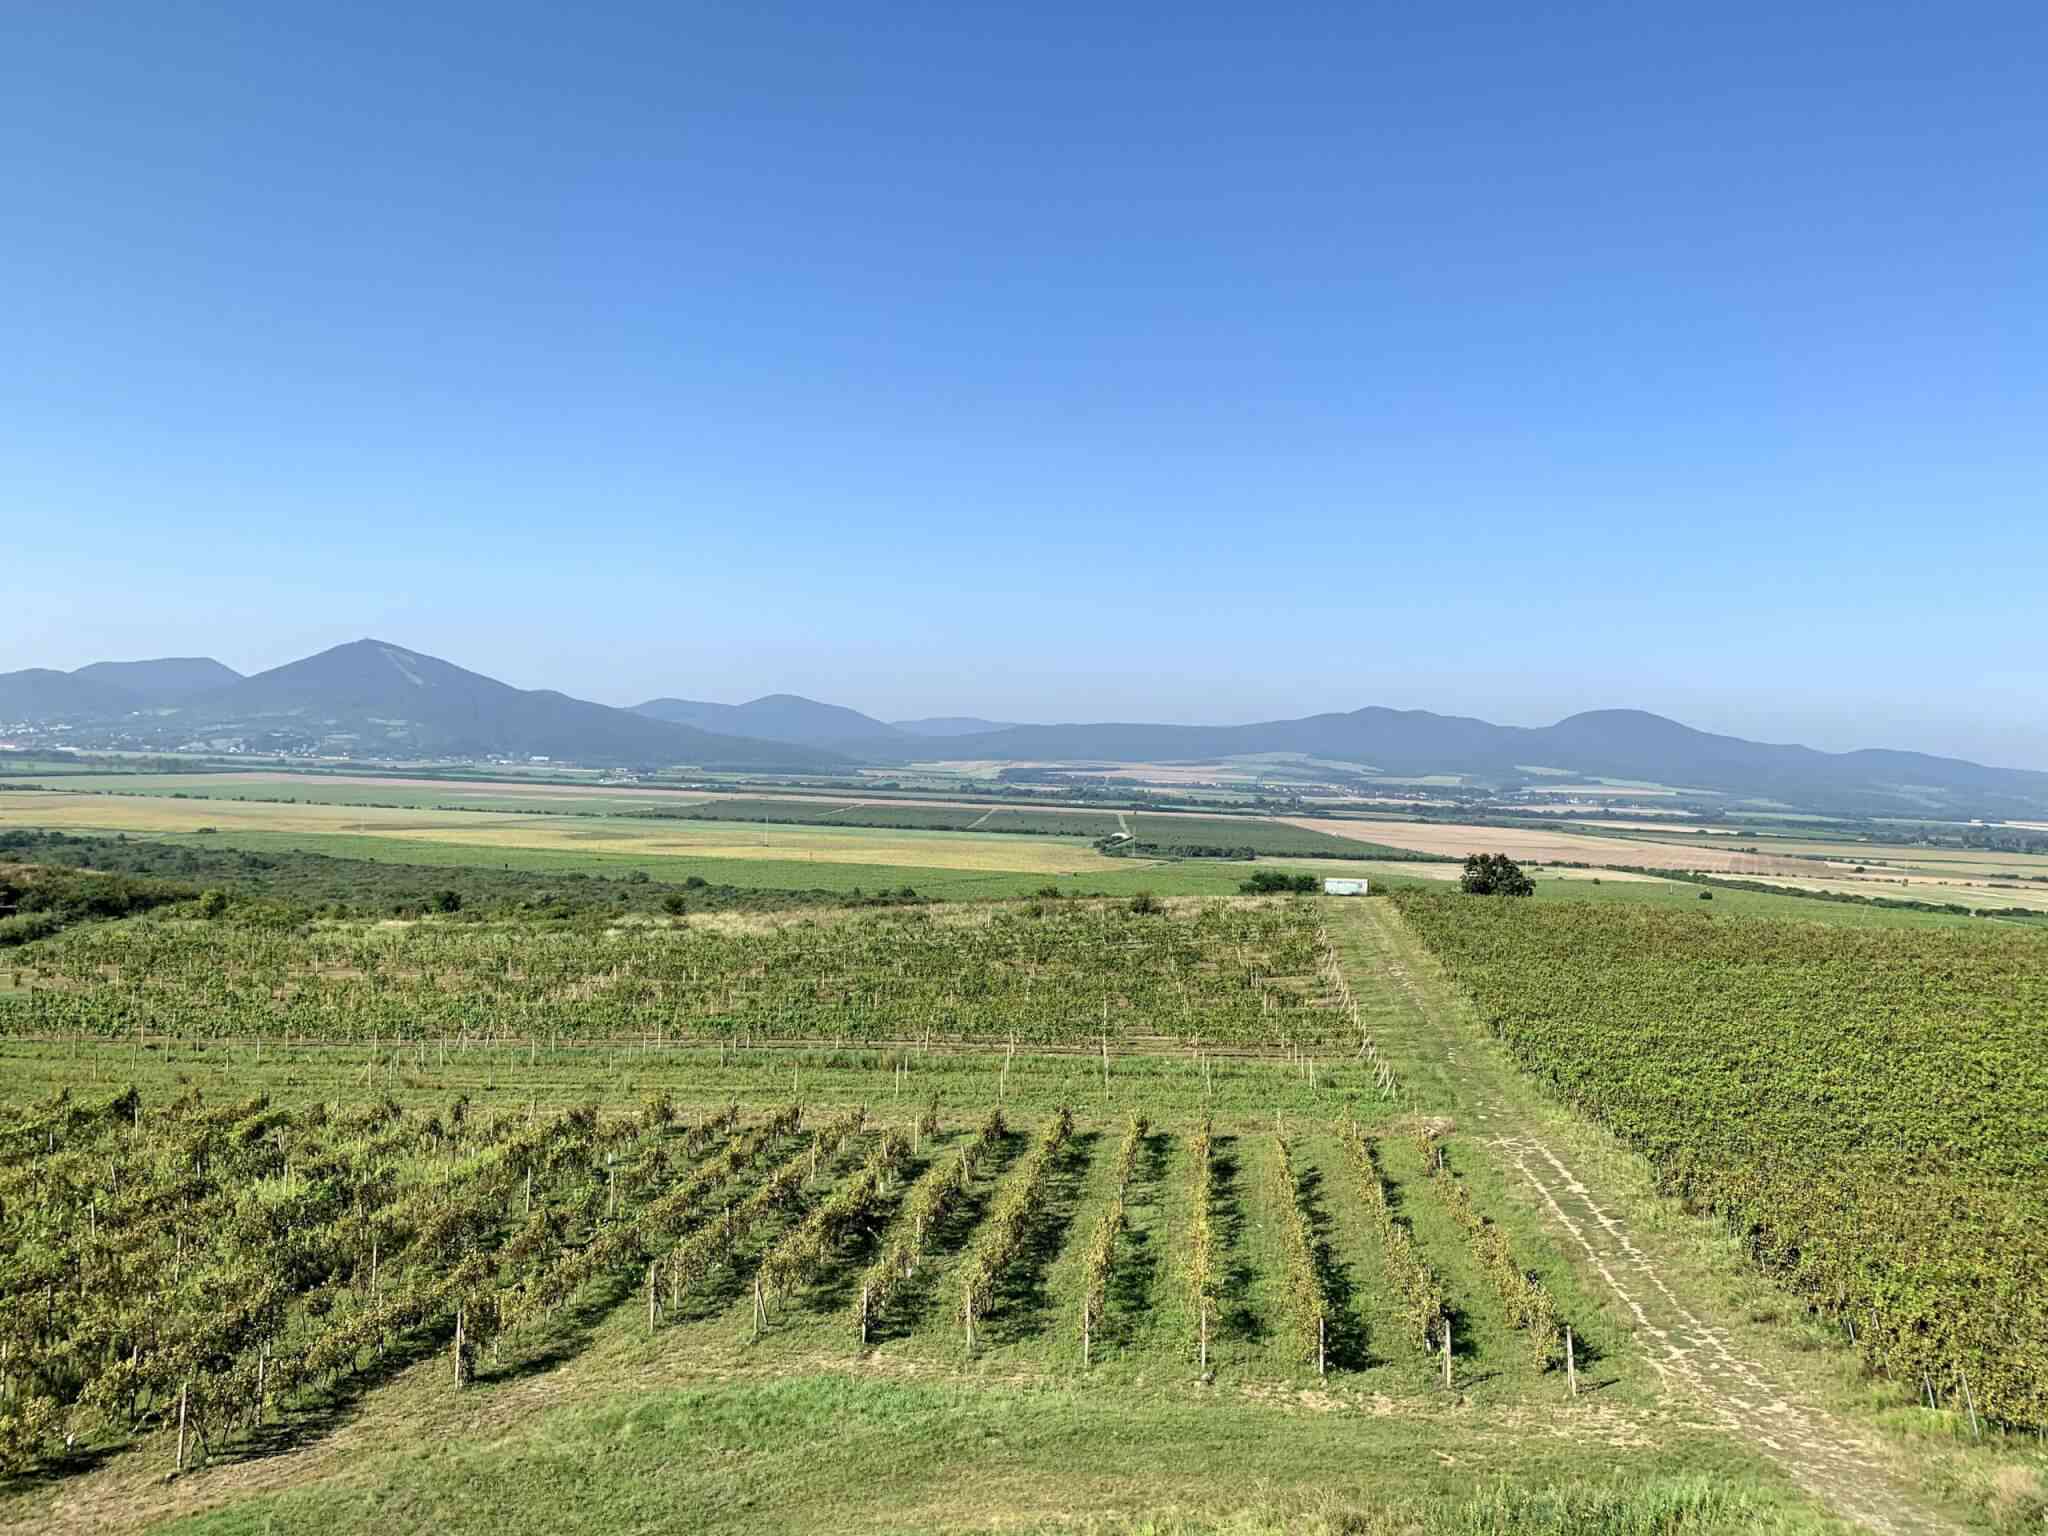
[[1322, 877, 1369, 896]]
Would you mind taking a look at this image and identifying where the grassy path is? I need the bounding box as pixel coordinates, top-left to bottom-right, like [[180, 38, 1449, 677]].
[[1324, 897, 1965, 1536]]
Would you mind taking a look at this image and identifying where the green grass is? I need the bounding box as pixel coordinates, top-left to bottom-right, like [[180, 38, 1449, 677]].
[[147, 1375, 1831, 1536]]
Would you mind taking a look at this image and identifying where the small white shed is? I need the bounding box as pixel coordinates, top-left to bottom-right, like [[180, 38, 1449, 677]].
[[1322, 877, 1369, 896]]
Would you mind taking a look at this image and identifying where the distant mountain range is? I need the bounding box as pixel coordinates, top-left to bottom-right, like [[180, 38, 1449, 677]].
[[891, 717, 1018, 738], [5, 639, 2046, 818], [632, 694, 903, 756], [914, 709, 2048, 818], [1, 641, 848, 771], [72, 657, 245, 699]]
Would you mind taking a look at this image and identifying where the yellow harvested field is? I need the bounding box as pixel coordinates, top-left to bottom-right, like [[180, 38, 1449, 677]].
[[1759, 841, 2048, 875], [0, 794, 1128, 875]]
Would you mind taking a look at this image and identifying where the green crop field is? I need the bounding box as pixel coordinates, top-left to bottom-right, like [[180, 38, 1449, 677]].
[[1393, 888, 2048, 1432], [6, 898, 1350, 1047], [0, 846, 2039, 1534], [1122, 813, 1434, 861], [626, 796, 1128, 837]]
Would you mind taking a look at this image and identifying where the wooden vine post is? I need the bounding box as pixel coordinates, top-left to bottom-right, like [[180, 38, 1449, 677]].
[[176, 1380, 190, 1473], [1565, 1326, 1577, 1397], [1441, 1318, 1452, 1390]]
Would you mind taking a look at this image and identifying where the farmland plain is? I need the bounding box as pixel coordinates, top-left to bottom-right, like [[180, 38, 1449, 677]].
[[10, 891, 2039, 1535], [12, 775, 2048, 922]]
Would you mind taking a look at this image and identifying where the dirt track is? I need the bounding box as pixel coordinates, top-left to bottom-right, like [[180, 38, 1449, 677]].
[[1329, 899, 1959, 1535]]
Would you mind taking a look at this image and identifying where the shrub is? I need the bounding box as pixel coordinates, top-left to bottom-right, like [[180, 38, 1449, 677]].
[[0, 912, 62, 947]]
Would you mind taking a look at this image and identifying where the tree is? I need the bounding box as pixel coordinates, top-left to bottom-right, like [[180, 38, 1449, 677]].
[[1459, 853, 1534, 897]]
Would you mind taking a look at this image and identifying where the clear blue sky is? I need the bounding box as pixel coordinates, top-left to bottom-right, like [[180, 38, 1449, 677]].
[[5, 3, 2044, 766]]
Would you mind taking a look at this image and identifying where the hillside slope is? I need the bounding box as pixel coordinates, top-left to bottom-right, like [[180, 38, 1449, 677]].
[[634, 693, 904, 754], [72, 657, 242, 698], [907, 706, 2048, 816], [181, 641, 851, 768], [0, 669, 140, 722]]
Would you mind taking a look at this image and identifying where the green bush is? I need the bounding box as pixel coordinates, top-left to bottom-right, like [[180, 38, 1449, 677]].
[[0, 912, 62, 947]]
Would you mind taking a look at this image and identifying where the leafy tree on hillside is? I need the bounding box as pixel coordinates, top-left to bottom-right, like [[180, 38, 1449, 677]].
[[1459, 853, 1534, 897]]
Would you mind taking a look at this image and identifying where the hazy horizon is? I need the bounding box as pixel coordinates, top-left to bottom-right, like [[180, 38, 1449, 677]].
[[7, 2, 2044, 770], [5, 629, 2045, 773]]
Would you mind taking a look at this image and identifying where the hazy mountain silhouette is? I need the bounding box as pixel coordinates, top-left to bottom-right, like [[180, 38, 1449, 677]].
[[634, 694, 902, 754], [154, 640, 852, 769], [8, 640, 2047, 815], [72, 657, 242, 699]]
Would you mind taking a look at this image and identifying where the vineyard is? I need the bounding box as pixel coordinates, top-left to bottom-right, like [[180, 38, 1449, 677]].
[[3, 897, 1353, 1048], [1393, 888, 2048, 1430], [1, 882, 2035, 1532], [0, 1076, 1596, 1486]]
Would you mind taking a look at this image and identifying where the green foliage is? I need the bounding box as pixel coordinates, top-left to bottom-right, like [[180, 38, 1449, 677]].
[[1458, 853, 1534, 897], [0, 1090, 697, 1474], [959, 1107, 1071, 1334], [1338, 1115, 1446, 1352], [1186, 1116, 1219, 1359], [1079, 1112, 1148, 1358], [8, 899, 1334, 1047], [0, 853, 194, 947], [1396, 888, 2048, 1427], [1270, 1134, 1333, 1372], [0, 829, 913, 923], [0, 912, 62, 948], [1239, 870, 1319, 894], [856, 1106, 1006, 1339], [759, 1127, 911, 1303], [1421, 1139, 1561, 1370]]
